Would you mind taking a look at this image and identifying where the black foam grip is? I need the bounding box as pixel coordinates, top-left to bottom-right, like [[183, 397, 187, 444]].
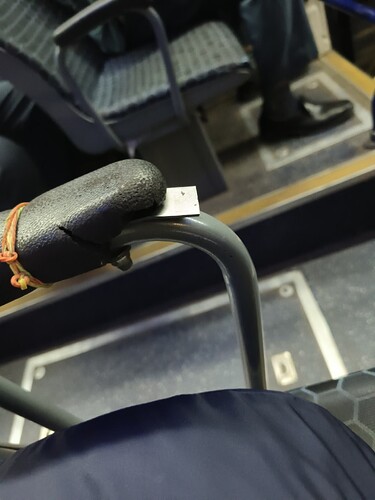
[[0, 159, 166, 306]]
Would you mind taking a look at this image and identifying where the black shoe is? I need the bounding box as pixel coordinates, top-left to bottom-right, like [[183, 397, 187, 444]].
[[259, 96, 354, 142]]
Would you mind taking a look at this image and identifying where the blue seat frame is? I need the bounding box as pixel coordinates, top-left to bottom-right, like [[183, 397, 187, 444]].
[[323, 0, 375, 147]]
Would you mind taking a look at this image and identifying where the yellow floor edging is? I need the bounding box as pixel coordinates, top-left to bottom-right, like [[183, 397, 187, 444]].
[[322, 51, 374, 99]]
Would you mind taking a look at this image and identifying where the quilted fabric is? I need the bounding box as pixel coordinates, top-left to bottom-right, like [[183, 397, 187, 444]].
[[0, 390, 374, 499], [292, 368, 375, 450], [54, 0, 127, 54], [93, 22, 250, 118], [0, 0, 102, 98], [0, 0, 249, 119]]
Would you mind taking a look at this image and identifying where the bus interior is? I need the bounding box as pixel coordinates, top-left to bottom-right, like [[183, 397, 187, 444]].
[[0, 0, 374, 495]]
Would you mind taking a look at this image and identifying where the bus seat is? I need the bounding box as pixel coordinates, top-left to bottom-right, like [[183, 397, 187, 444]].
[[0, 0, 252, 199]]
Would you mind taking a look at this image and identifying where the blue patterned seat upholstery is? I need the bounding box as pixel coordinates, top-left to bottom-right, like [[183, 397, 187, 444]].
[[0, 0, 251, 196], [0, 0, 101, 100], [95, 22, 249, 119], [0, 0, 249, 119]]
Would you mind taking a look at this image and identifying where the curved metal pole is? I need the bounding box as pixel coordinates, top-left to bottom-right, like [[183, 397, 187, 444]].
[[0, 213, 265, 434], [113, 212, 267, 389], [54, 6, 187, 154], [140, 7, 188, 122], [0, 376, 81, 432]]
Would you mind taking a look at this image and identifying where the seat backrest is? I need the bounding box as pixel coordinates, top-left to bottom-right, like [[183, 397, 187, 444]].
[[0, 0, 103, 100]]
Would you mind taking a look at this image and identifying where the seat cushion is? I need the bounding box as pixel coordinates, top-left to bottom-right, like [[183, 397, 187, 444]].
[[93, 22, 250, 119], [292, 368, 375, 450], [0, 1, 250, 136], [0, 390, 374, 499]]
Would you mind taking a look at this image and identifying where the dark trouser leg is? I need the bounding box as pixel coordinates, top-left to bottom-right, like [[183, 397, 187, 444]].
[[239, 1, 353, 139], [239, 0, 318, 89]]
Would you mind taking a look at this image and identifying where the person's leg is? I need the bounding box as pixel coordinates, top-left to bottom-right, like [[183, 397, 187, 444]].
[[239, 0, 317, 93], [239, 0, 353, 140]]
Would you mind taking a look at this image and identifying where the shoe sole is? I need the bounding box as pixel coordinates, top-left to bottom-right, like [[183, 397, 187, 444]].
[[260, 108, 354, 144]]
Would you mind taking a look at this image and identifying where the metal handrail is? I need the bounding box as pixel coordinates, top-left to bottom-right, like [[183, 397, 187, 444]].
[[0, 212, 266, 432]]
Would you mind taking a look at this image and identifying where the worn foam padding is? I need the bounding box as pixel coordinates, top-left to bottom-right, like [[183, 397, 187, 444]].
[[0, 159, 166, 306]]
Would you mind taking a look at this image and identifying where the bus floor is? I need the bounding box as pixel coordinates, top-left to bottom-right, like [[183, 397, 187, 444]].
[[0, 235, 374, 446], [0, 51, 373, 447], [202, 54, 373, 215]]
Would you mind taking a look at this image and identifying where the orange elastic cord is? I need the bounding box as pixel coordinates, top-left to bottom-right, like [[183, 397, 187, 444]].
[[0, 202, 49, 291]]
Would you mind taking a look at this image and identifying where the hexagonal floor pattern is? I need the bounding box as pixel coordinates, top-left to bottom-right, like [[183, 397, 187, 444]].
[[292, 369, 375, 450]]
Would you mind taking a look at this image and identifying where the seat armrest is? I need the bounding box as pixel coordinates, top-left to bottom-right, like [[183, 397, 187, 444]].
[[54, 0, 153, 47], [53, 0, 187, 145]]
